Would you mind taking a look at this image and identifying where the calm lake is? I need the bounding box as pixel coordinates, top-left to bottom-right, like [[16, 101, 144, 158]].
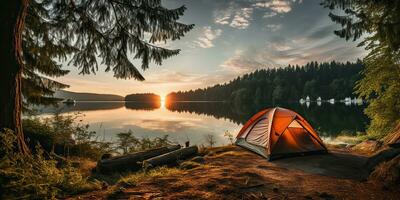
[[35, 101, 369, 146]]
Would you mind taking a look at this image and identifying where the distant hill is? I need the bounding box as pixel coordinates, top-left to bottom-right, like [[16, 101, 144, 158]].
[[125, 93, 160, 102], [54, 90, 124, 101]]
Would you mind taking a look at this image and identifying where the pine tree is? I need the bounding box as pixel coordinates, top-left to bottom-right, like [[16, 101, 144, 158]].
[[254, 87, 263, 106], [0, 0, 194, 153], [321, 0, 400, 139]]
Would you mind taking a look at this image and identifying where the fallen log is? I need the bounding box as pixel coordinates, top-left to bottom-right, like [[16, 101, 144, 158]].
[[97, 145, 181, 174], [143, 146, 198, 169]]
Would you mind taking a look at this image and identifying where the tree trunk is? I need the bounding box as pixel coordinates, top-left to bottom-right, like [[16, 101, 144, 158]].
[[0, 0, 30, 154], [97, 145, 181, 174], [142, 146, 198, 169]]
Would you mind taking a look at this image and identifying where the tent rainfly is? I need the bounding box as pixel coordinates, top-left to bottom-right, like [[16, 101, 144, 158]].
[[236, 107, 327, 160]]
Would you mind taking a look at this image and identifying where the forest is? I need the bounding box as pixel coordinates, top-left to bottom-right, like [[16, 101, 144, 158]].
[[166, 60, 363, 105], [125, 93, 161, 102]]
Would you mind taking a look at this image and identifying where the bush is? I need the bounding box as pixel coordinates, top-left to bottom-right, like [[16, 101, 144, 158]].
[[23, 114, 113, 160], [23, 114, 177, 160], [0, 129, 101, 199], [116, 130, 172, 154]]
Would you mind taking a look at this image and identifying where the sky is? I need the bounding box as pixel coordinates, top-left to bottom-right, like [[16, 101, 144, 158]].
[[58, 0, 367, 97]]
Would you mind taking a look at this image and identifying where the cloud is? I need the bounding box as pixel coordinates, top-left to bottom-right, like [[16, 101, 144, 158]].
[[214, 8, 232, 25], [136, 119, 199, 132], [214, 0, 301, 28], [145, 70, 205, 84], [214, 4, 253, 29], [194, 26, 222, 48], [254, 0, 292, 13], [254, 0, 302, 18], [230, 8, 253, 29], [143, 69, 235, 88], [220, 49, 279, 74], [263, 11, 278, 18], [220, 23, 366, 75], [266, 24, 282, 32], [307, 24, 337, 40]]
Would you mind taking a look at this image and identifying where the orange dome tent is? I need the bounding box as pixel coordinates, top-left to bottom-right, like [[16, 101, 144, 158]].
[[236, 107, 327, 160]]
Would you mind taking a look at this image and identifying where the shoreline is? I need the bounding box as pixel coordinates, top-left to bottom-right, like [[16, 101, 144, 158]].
[[69, 145, 398, 200]]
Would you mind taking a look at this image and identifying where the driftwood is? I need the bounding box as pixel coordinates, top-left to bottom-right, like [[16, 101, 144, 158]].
[[97, 145, 181, 173], [383, 123, 400, 145], [143, 146, 198, 169]]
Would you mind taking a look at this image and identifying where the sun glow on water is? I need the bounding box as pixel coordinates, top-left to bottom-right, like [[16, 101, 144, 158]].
[[160, 96, 166, 108]]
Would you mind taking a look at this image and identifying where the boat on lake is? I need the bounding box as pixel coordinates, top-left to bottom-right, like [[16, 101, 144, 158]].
[[62, 99, 76, 104]]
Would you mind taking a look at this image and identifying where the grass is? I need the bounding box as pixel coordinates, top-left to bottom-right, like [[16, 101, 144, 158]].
[[69, 157, 97, 176], [104, 157, 215, 198], [105, 167, 184, 198], [323, 131, 368, 146], [207, 150, 248, 159], [334, 135, 364, 145], [0, 129, 103, 199], [200, 145, 238, 156], [117, 167, 184, 187]]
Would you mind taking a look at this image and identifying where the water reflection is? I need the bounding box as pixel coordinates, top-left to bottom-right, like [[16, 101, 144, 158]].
[[36, 101, 125, 113], [165, 101, 369, 137], [35, 101, 369, 145], [125, 101, 160, 110]]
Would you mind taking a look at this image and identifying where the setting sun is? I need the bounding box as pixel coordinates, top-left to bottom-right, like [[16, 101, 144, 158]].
[[160, 96, 166, 108]]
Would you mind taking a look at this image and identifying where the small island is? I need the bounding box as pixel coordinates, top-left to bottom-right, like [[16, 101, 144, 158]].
[[125, 93, 161, 102]]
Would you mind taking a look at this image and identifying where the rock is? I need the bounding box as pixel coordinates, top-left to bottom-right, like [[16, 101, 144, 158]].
[[180, 161, 202, 170], [191, 156, 205, 164], [352, 140, 381, 153], [101, 153, 114, 160], [366, 147, 400, 172], [388, 143, 400, 148]]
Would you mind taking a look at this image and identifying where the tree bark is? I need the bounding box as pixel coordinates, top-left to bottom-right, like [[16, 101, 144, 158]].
[[0, 0, 30, 154]]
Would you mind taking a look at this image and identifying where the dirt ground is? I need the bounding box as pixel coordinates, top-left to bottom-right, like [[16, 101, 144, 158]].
[[71, 146, 399, 200]]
